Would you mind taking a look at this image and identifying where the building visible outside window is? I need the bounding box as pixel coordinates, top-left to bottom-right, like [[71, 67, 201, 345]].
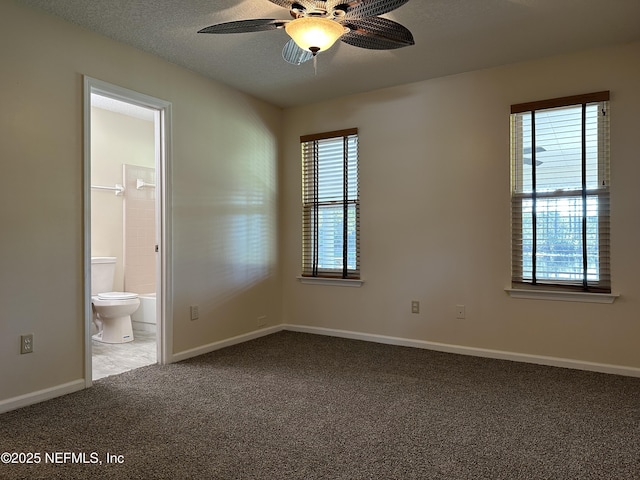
[[510, 92, 610, 292], [301, 128, 359, 279]]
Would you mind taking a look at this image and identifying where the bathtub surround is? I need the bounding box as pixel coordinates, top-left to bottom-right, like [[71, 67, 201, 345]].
[[123, 164, 156, 295]]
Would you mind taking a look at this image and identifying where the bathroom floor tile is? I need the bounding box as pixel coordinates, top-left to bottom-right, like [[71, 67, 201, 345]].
[[92, 329, 156, 380]]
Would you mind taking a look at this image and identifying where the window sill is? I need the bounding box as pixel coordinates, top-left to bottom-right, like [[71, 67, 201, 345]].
[[505, 288, 619, 304], [297, 276, 364, 287]]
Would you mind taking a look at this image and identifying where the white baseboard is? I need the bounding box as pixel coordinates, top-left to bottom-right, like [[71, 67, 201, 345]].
[[1, 327, 282, 413], [0, 379, 86, 414], [4, 324, 637, 414], [283, 324, 640, 378], [171, 325, 283, 363]]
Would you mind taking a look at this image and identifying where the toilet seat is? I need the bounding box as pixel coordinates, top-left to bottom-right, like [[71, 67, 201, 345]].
[[97, 291, 139, 300]]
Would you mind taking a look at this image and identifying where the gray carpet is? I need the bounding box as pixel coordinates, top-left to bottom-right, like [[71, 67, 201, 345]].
[[1, 331, 639, 479]]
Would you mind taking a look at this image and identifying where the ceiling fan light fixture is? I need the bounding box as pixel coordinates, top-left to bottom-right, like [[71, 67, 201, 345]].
[[285, 17, 346, 55]]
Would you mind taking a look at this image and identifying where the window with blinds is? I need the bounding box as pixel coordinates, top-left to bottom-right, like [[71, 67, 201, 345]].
[[510, 91, 610, 293], [301, 128, 359, 279]]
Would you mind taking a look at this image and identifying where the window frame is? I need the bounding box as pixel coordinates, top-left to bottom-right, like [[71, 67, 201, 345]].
[[510, 91, 611, 294], [300, 128, 360, 280]]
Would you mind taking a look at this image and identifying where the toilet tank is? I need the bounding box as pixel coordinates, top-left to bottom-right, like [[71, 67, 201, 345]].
[[91, 257, 116, 295]]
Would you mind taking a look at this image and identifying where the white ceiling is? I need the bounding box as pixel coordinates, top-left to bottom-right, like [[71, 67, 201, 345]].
[[17, 0, 640, 108]]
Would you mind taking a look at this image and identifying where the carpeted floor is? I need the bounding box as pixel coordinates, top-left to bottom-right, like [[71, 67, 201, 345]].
[[1, 331, 639, 479]]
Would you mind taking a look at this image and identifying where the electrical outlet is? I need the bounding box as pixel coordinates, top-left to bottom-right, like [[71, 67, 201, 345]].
[[456, 305, 466, 319], [21, 334, 33, 354], [257, 315, 267, 327], [411, 301, 420, 314], [190, 305, 199, 321]]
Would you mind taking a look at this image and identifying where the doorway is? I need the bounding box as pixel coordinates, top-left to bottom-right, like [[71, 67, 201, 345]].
[[83, 77, 172, 385]]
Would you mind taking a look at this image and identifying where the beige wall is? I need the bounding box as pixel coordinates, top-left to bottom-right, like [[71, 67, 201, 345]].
[[91, 107, 155, 292], [281, 41, 640, 369], [0, 1, 282, 403]]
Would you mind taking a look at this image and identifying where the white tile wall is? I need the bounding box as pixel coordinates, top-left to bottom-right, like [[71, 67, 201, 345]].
[[123, 164, 156, 294]]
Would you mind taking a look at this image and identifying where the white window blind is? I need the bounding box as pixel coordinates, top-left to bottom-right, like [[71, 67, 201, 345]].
[[510, 91, 610, 293], [301, 128, 359, 279]]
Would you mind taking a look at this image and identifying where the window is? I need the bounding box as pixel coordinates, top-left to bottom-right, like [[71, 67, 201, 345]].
[[301, 128, 359, 279], [510, 91, 610, 293]]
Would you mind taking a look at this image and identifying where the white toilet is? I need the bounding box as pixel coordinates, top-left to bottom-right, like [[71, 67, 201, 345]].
[[91, 257, 140, 344]]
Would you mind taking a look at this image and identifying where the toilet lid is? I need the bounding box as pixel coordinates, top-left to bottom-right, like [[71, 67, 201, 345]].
[[97, 291, 139, 300]]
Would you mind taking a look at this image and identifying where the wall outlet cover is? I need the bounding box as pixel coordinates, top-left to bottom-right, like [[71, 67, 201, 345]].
[[411, 301, 420, 314], [21, 334, 34, 354]]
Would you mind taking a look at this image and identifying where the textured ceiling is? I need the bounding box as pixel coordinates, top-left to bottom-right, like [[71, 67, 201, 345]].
[[16, 0, 640, 108]]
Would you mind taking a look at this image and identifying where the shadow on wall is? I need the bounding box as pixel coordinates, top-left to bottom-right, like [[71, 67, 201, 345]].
[[173, 103, 279, 313]]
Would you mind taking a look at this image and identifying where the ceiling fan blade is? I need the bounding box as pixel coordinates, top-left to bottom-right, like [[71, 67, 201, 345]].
[[342, 0, 410, 20], [341, 17, 414, 49], [198, 19, 288, 34], [282, 39, 314, 65]]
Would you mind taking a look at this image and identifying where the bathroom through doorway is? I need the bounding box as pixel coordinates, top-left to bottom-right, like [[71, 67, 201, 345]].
[[83, 77, 172, 385]]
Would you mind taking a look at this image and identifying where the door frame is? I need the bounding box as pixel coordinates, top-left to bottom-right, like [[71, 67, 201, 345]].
[[83, 76, 173, 387]]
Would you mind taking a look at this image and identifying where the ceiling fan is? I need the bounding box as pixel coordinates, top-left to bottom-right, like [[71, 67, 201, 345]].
[[198, 0, 415, 65]]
